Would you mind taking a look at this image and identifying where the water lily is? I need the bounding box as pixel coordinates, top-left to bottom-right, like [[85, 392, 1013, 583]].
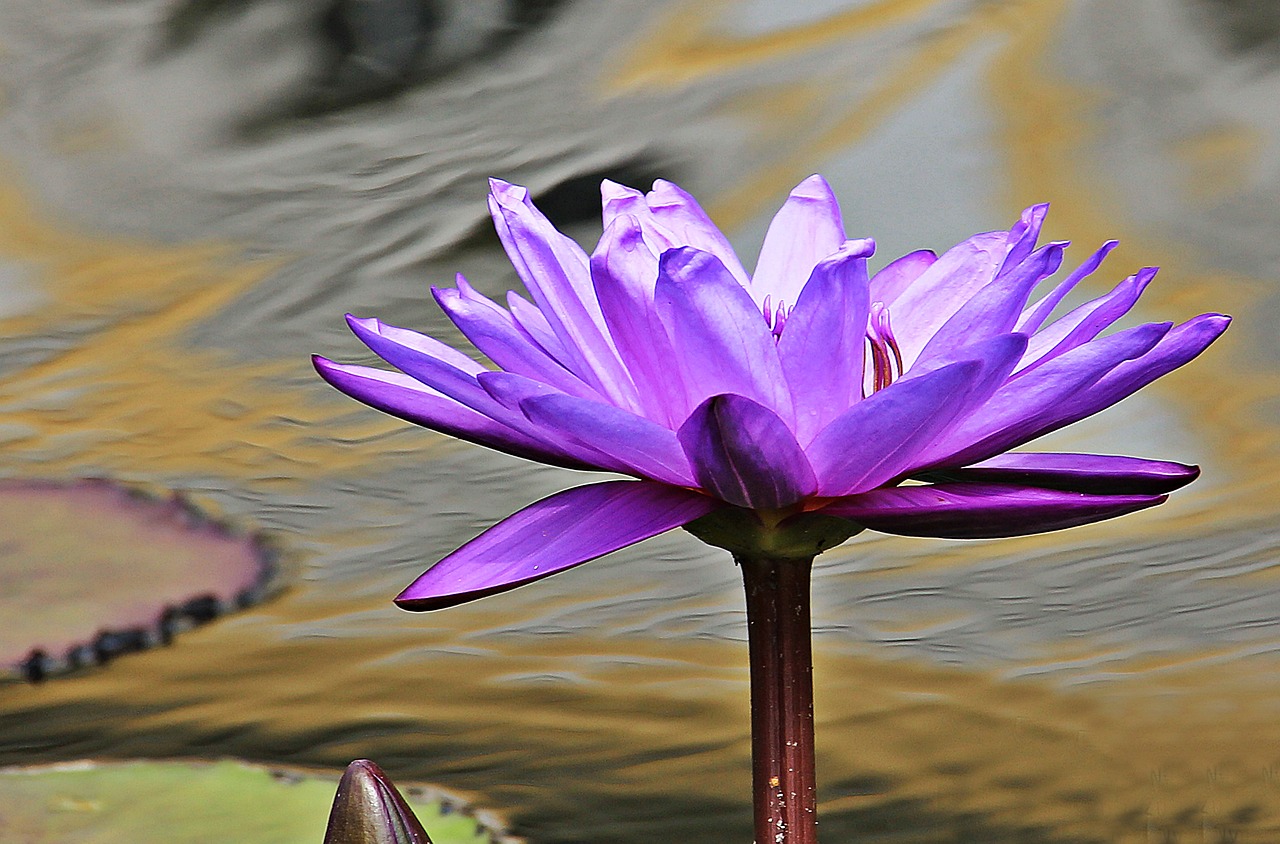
[[315, 176, 1228, 843], [315, 176, 1227, 606]]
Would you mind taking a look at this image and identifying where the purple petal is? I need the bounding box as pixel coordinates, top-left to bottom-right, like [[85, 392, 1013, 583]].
[[648, 181, 749, 281], [422, 289, 596, 402], [506, 289, 571, 360], [312, 356, 592, 470], [999, 203, 1050, 276], [750, 175, 846, 309], [1029, 313, 1232, 439], [921, 321, 1174, 467], [912, 241, 1066, 370], [939, 452, 1199, 495], [488, 180, 639, 408], [1017, 267, 1155, 374], [654, 248, 793, 422], [1016, 240, 1119, 334], [394, 481, 721, 611], [821, 482, 1165, 538], [520, 392, 695, 486], [807, 333, 1026, 496], [677, 394, 817, 509], [601, 179, 751, 287], [591, 215, 688, 425], [868, 249, 937, 307], [472, 370, 653, 476], [777, 239, 873, 444], [888, 231, 1009, 366]]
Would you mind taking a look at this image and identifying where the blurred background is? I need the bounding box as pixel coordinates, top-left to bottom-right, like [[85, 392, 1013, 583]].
[[1, 0, 1279, 841]]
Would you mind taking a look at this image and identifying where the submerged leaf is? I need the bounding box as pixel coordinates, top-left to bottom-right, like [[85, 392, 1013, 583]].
[[1, 479, 277, 679], [0, 759, 501, 844]]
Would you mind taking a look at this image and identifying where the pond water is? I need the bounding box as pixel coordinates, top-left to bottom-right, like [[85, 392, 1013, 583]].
[[2, 1, 1279, 841]]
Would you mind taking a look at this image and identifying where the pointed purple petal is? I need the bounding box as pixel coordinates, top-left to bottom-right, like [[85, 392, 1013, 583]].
[[807, 334, 1026, 496], [646, 181, 750, 282], [868, 249, 937, 307], [343, 313, 607, 467], [921, 321, 1173, 467], [750, 175, 846, 308], [1027, 313, 1231, 439], [591, 215, 688, 425], [345, 312, 493, 408], [347, 313, 484, 374], [654, 247, 793, 422], [888, 231, 1009, 365], [599, 179, 752, 287], [777, 239, 874, 444], [912, 241, 1066, 370], [471, 370, 655, 476], [677, 394, 817, 509], [394, 481, 721, 610], [520, 392, 695, 486], [506, 289, 571, 360], [313, 356, 591, 469], [821, 482, 1165, 538], [489, 180, 639, 409], [999, 203, 1050, 276], [1016, 240, 1119, 334], [938, 452, 1200, 495], [430, 286, 599, 400], [1017, 267, 1156, 373]]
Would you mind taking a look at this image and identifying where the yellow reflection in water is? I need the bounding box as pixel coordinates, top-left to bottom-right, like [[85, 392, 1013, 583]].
[[606, 0, 941, 91], [7, 586, 1280, 841], [991, 0, 1277, 517], [0, 173, 428, 481]]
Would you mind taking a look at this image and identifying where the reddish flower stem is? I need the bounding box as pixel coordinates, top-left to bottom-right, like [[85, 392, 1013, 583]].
[[738, 554, 817, 844]]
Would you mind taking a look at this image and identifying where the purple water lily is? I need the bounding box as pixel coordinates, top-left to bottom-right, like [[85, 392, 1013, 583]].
[[315, 175, 1227, 844], [315, 176, 1227, 610]]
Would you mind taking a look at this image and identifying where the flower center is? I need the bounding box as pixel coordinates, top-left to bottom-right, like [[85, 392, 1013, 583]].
[[864, 302, 903, 395], [762, 296, 902, 395], [761, 295, 790, 339]]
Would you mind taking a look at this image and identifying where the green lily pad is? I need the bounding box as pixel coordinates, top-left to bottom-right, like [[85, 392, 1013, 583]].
[[0, 760, 511, 844], [1, 479, 278, 680]]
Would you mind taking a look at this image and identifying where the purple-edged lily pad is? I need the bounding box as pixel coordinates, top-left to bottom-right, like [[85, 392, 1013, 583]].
[[1, 479, 277, 680]]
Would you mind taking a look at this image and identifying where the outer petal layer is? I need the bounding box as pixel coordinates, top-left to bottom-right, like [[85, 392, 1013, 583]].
[[808, 334, 1026, 495], [394, 481, 721, 610], [520, 392, 695, 486], [312, 356, 592, 470], [821, 482, 1166, 538], [934, 452, 1200, 495], [677, 394, 817, 509]]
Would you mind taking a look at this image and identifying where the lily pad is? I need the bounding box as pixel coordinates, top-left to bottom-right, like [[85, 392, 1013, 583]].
[[1, 479, 277, 680], [0, 759, 511, 844]]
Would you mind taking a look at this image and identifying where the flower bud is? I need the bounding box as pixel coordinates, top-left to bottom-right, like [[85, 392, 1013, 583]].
[[323, 759, 432, 844]]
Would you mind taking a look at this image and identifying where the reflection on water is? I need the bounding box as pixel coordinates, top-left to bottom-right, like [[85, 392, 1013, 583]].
[[1, 0, 1279, 841]]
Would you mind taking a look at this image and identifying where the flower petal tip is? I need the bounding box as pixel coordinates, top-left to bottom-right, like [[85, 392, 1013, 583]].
[[345, 313, 379, 334], [487, 177, 528, 206], [791, 174, 835, 200], [840, 237, 876, 259], [324, 759, 431, 844], [312, 354, 338, 376]]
